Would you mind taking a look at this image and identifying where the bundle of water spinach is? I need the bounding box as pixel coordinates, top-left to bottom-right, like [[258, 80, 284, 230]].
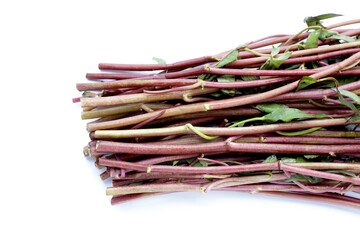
[[74, 14, 360, 208]]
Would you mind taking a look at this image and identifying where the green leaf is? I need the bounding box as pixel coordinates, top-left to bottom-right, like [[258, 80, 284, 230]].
[[287, 174, 324, 184], [326, 170, 357, 178], [305, 29, 321, 49], [261, 50, 292, 70], [199, 74, 218, 82], [217, 75, 235, 83], [82, 91, 92, 98], [321, 76, 357, 88], [260, 58, 284, 70], [260, 59, 273, 70], [287, 173, 308, 181], [281, 157, 297, 163], [329, 35, 356, 42], [297, 76, 340, 91], [313, 13, 342, 20], [319, 29, 338, 41], [185, 158, 197, 164], [199, 160, 208, 167], [276, 51, 292, 61], [270, 59, 286, 69], [338, 89, 360, 104], [348, 114, 360, 123], [193, 160, 208, 167], [297, 76, 317, 91], [304, 13, 342, 27], [217, 75, 235, 96], [185, 158, 209, 167], [220, 88, 235, 96], [210, 92, 222, 98], [230, 103, 329, 127], [216, 49, 239, 68], [241, 75, 259, 81], [173, 160, 179, 166], [270, 46, 281, 56], [339, 76, 359, 86], [296, 157, 307, 162], [336, 89, 360, 114], [263, 154, 277, 163], [281, 156, 307, 163], [126, 181, 144, 186], [304, 154, 319, 159], [336, 89, 360, 123], [263, 107, 328, 122], [256, 103, 287, 113], [152, 57, 166, 64]]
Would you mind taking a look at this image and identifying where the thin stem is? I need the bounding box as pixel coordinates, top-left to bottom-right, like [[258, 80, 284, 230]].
[[279, 161, 360, 185], [147, 108, 261, 126], [222, 183, 360, 194], [131, 110, 165, 129], [143, 80, 203, 94], [93, 117, 360, 138], [268, 78, 360, 102], [106, 173, 288, 195], [99, 56, 215, 71], [111, 193, 166, 205], [302, 130, 360, 138], [226, 141, 360, 155], [283, 169, 342, 194], [228, 41, 360, 68], [164, 116, 221, 128], [204, 67, 360, 77], [81, 103, 172, 120], [112, 172, 231, 180], [204, 172, 273, 193], [106, 182, 204, 196], [282, 48, 360, 66], [257, 191, 360, 209], [81, 87, 217, 107], [78, 76, 299, 91], [327, 19, 360, 29], [99, 157, 280, 174], [86, 72, 141, 80], [234, 135, 360, 144], [196, 157, 229, 166], [77, 79, 196, 91]]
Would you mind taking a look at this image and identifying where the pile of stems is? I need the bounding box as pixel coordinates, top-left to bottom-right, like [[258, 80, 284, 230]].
[[75, 16, 360, 209]]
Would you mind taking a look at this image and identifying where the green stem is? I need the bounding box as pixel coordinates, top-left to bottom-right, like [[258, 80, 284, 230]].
[[283, 26, 323, 46], [243, 47, 271, 57], [285, 43, 305, 52], [276, 127, 322, 136], [185, 123, 219, 140], [228, 117, 265, 128]]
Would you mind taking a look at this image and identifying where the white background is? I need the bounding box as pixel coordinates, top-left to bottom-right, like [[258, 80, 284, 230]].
[[1, 1, 359, 239]]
